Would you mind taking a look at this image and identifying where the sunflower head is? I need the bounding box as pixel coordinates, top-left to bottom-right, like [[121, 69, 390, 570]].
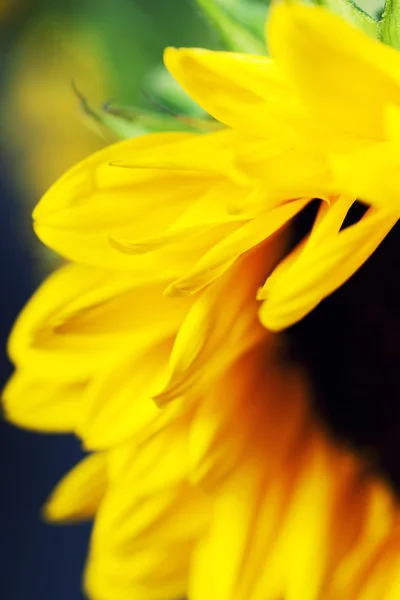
[[5, 2, 400, 600]]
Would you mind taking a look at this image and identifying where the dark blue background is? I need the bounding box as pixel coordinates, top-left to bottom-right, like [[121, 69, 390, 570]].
[[0, 153, 89, 600]]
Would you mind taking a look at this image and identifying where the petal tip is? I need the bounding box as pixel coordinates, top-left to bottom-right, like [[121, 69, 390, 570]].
[[41, 496, 63, 523]]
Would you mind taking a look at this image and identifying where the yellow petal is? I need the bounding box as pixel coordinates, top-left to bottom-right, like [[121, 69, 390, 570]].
[[188, 340, 307, 492], [33, 132, 191, 221], [385, 102, 400, 142], [330, 140, 400, 210], [107, 128, 247, 183], [154, 250, 271, 406], [357, 550, 400, 600], [36, 219, 245, 284], [233, 142, 334, 201], [44, 453, 107, 522], [111, 221, 239, 256], [254, 436, 341, 600], [259, 206, 397, 331], [164, 47, 307, 138], [188, 366, 253, 490], [8, 263, 135, 378], [2, 370, 81, 432], [111, 178, 254, 256], [96, 483, 207, 552], [190, 459, 268, 600], [78, 340, 172, 450], [190, 358, 399, 600], [107, 416, 192, 495], [268, 3, 400, 141], [331, 481, 397, 597], [385, 559, 400, 600], [33, 130, 250, 272], [165, 197, 309, 297], [85, 546, 189, 600], [9, 262, 192, 383], [86, 438, 208, 600]]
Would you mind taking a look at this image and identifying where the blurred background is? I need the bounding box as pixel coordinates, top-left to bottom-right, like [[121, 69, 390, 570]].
[[0, 1, 216, 598], [0, 0, 384, 598]]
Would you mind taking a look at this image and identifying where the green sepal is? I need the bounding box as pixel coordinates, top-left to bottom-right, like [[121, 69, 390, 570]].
[[73, 84, 221, 141], [99, 103, 222, 137], [194, 0, 267, 54], [380, 0, 400, 48]]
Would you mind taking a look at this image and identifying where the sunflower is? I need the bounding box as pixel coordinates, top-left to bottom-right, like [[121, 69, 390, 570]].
[[5, 2, 400, 600]]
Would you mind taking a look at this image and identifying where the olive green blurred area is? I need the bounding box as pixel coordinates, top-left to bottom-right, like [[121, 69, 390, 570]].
[[0, 3, 213, 200]]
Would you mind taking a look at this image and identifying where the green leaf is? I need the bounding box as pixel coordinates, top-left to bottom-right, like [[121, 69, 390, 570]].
[[380, 0, 400, 48]]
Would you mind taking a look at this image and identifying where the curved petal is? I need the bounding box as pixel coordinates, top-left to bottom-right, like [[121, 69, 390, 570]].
[[85, 438, 209, 600], [188, 342, 308, 492], [233, 142, 334, 199], [35, 221, 243, 284], [34, 132, 207, 221], [2, 371, 82, 433], [33, 130, 248, 272], [190, 427, 398, 600], [154, 250, 273, 407], [329, 140, 400, 211], [330, 482, 397, 597], [8, 263, 192, 383], [259, 206, 397, 331], [165, 198, 309, 297], [268, 3, 400, 142], [107, 416, 192, 494], [164, 47, 308, 138], [78, 340, 173, 450], [44, 454, 107, 522]]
